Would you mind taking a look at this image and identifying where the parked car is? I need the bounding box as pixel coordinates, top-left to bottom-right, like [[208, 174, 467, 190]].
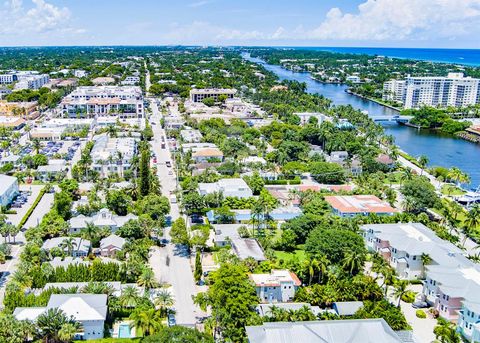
[[412, 301, 428, 309]]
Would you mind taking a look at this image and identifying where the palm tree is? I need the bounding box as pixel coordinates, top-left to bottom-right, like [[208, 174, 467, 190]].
[[119, 285, 140, 309], [32, 138, 41, 154], [60, 237, 77, 256], [58, 322, 80, 342], [341, 250, 365, 275], [81, 282, 115, 295], [417, 155, 429, 175], [400, 168, 413, 186], [303, 259, 316, 285], [154, 289, 174, 316], [433, 318, 461, 343], [36, 308, 78, 343], [447, 167, 470, 186], [465, 204, 480, 233], [137, 268, 159, 291], [316, 255, 330, 283], [129, 308, 161, 336], [393, 280, 409, 308], [420, 253, 432, 279]]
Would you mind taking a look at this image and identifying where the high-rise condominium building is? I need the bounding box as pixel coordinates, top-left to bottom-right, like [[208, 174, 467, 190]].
[[383, 73, 480, 109]]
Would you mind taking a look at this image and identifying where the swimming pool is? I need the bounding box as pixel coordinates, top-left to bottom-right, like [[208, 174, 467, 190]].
[[118, 324, 132, 338]]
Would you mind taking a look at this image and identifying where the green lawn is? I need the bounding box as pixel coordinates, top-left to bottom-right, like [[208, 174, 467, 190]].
[[274, 249, 307, 263], [441, 184, 466, 196]]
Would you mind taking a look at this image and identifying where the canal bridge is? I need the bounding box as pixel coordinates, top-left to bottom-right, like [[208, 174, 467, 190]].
[[372, 115, 413, 123]]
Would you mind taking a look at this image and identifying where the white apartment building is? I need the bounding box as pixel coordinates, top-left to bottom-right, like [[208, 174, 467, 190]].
[[249, 270, 301, 303], [14, 74, 50, 90], [383, 73, 480, 109], [91, 134, 137, 177], [190, 88, 237, 102], [61, 86, 144, 119], [0, 73, 18, 84], [382, 79, 406, 103]]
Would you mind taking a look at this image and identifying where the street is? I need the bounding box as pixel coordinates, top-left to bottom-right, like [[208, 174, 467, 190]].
[[148, 98, 203, 326]]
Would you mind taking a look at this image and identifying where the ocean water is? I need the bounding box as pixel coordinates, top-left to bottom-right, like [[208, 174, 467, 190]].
[[288, 47, 480, 66]]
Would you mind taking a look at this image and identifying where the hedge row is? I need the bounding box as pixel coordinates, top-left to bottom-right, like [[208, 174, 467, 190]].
[[17, 186, 47, 230]]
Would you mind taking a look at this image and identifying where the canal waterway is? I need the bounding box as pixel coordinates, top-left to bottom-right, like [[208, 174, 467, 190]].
[[243, 53, 480, 188]]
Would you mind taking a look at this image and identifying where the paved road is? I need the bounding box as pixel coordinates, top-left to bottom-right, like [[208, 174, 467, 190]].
[[148, 99, 202, 326]]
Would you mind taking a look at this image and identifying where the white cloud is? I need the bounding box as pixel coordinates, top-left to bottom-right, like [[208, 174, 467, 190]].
[[188, 0, 213, 8], [161, 21, 274, 44], [308, 0, 480, 41], [0, 0, 84, 36]]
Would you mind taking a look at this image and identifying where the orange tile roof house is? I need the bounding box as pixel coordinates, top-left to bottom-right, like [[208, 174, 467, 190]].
[[250, 270, 302, 303], [324, 195, 397, 217]]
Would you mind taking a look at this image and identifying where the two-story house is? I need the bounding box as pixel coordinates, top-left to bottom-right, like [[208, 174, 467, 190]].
[[250, 270, 301, 303]]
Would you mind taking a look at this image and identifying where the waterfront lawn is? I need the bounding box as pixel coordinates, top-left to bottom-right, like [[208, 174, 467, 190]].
[[274, 249, 307, 263], [441, 184, 466, 196]]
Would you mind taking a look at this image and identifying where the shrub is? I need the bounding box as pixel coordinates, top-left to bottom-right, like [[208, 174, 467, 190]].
[[401, 291, 416, 303], [416, 309, 427, 319]]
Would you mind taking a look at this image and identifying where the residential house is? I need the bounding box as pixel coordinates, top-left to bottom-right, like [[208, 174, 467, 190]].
[[231, 237, 266, 261], [245, 319, 406, 343], [326, 151, 363, 176], [69, 208, 137, 234], [14, 294, 107, 340], [99, 234, 126, 257], [0, 174, 19, 207], [332, 301, 364, 316], [376, 153, 396, 169], [180, 129, 203, 143], [361, 223, 464, 280], [325, 195, 397, 217], [207, 206, 302, 224], [250, 270, 301, 303], [36, 160, 68, 181], [42, 237, 91, 257], [256, 303, 321, 317], [458, 300, 480, 342], [198, 178, 253, 198]]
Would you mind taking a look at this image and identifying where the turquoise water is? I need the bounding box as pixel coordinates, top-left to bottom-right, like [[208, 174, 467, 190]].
[[243, 53, 480, 188], [286, 47, 480, 66], [118, 324, 131, 338]]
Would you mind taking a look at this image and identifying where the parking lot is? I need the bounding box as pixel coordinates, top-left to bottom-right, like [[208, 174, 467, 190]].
[[6, 184, 44, 227], [40, 140, 82, 161]]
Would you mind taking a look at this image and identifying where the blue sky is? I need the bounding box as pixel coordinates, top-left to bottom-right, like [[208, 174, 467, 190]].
[[1, 0, 480, 47]]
